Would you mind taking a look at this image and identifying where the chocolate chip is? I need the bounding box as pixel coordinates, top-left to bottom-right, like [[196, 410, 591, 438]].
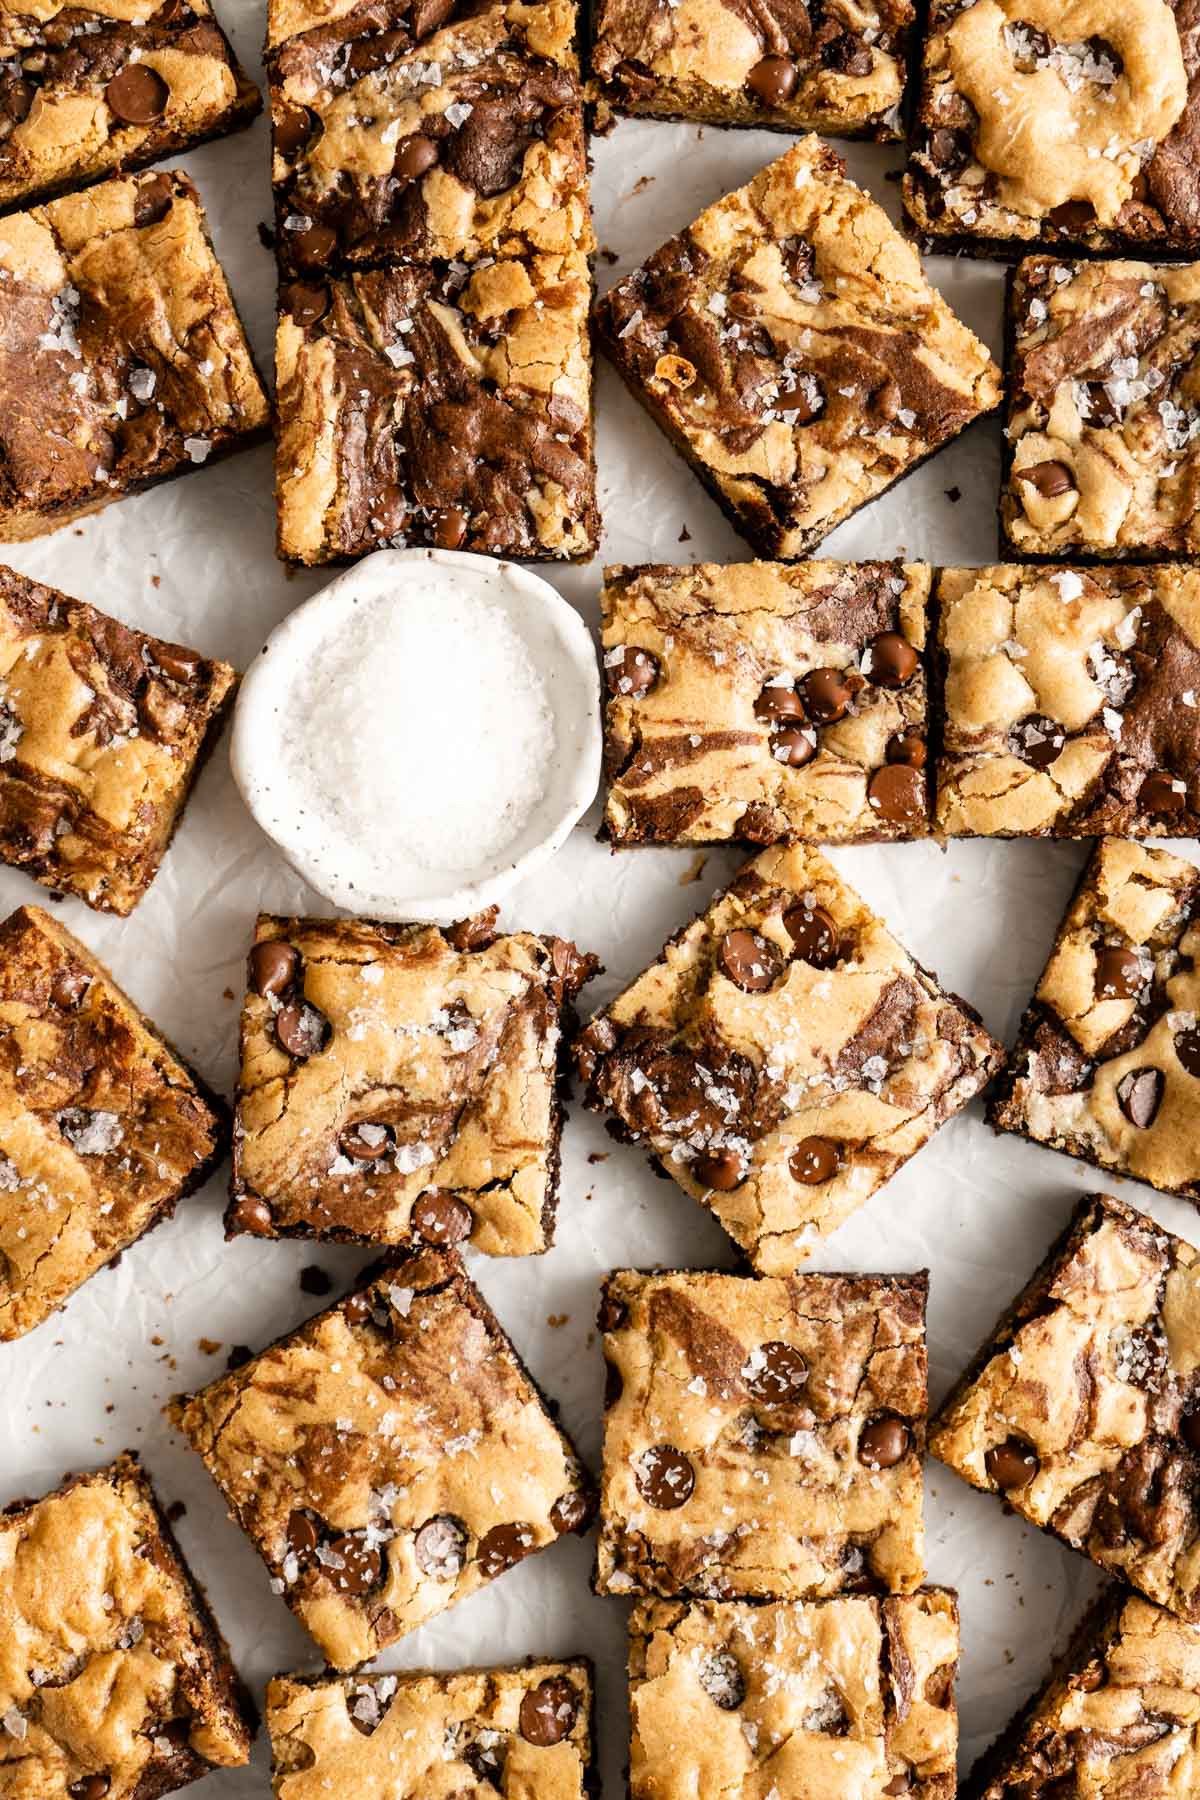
[[886, 732, 927, 769], [1048, 199, 1096, 234], [434, 507, 468, 549], [1014, 713, 1066, 771], [445, 907, 499, 951], [634, 1444, 695, 1509], [985, 1438, 1039, 1489], [292, 222, 338, 269], [771, 724, 817, 767], [415, 1515, 468, 1578], [1177, 1026, 1200, 1078], [784, 903, 839, 968], [342, 1290, 372, 1325], [1139, 771, 1187, 816], [286, 1510, 319, 1555], [51, 967, 89, 1010], [746, 54, 797, 105], [69, 1780, 111, 1800], [692, 1148, 745, 1190], [519, 1677, 578, 1747], [598, 1292, 627, 1333], [865, 632, 918, 689], [549, 1489, 590, 1535], [1018, 460, 1075, 498], [339, 1123, 392, 1161], [105, 64, 169, 123], [868, 764, 925, 826], [859, 1415, 910, 1468], [154, 644, 201, 682], [395, 132, 440, 179], [476, 1520, 535, 1578], [283, 282, 329, 326], [926, 127, 967, 170], [1182, 1411, 1200, 1453], [746, 1341, 808, 1403], [754, 682, 804, 724], [2, 79, 35, 122], [411, 1190, 473, 1245], [607, 646, 660, 697], [801, 667, 853, 722], [1117, 1067, 1164, 1129], [249, 939, 298, 997], [133, 171, 174, 226], [717, 929, 781, 993], [604, 1358, 623, 1410], [276, 1000, 330, 1059], [884, 1773, 913, 1796], [1094, 946, 1142, 1001], [327, 1533, 382, 1594], [788, 1135, 841, 1184], [275, 103, 315, 157], [825, 31, 871, 72], [229, 1194, 272, 1233]]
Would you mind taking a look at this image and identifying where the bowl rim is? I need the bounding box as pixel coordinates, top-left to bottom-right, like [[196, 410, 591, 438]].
[[229, 547, 602, 921]]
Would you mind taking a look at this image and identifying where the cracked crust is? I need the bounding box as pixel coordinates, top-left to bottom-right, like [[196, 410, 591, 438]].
[[989, 837, 1200, 1201], [1001, 257, 1200, 561], [595, 1268, 928, 1601], [903, 0, 1200, 258], [963, 1585, 1200, 1798], [0, 565, 236, 914], [166, 1247, 596, 1670], [0, 0, 260, 215], [601, 559, 932, 846], [628, 1590, 959, 1800], [0, 1451, 253, 1799], [275, 248, 597, 564], [934, 564, 1200, 838], [266, 1661, 596, 1798], [931, 1191, 1200, 1622], [571, 844, 1005, 1275], [593, 136, 1001, 561], [228, 910, 598, 1254], [0, 904, 229, 1343], [0, 168, 269, 543]]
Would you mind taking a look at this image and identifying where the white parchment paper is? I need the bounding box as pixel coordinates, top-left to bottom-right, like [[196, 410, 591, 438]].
[[2, 30, 1199, 1792]]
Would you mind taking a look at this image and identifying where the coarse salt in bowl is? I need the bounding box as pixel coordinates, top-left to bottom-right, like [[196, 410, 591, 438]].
[[230, 548, 601, 919]]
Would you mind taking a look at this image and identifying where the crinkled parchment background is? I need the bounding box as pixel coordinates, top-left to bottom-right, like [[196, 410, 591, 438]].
[[3, 25, 1200, 1791]]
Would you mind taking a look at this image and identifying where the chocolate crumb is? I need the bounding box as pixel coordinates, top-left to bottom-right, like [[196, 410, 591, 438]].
[[197, 1338, 221, 1355], [299, 1265, 334, 1296], [166, 1500, 187, 1524], [945, 486, 961, 502]]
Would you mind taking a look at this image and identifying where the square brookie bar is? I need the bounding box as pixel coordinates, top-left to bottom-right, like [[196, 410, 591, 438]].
[[275, 249, 597, 562], [0, 1451, 253, 1797], [0, 563, 236, 913], [593, 136, 1001, 561], [266, 1661, 594, 1795], [0, 167, 269, 542], [628, 1591, 959, 1799], [930, 1191, 1200, 1622], [934, 564, 1200, 839], [0, 904, 228, 1343], [0, 0, 259, 214], [167, 1247, 596, 1670], [589, 0, 911, 139], [1001, 257, 1200, 561], [595, 1268, 928, 1600], [601, 559, 931, 846], [903, 0, 1200, 257], [989, 837, 1200, 1201], [227, 910, 597, 1254], [270, 9, 589, 278], [571, 844, 1004, 1275], [963, 1586, 1200, 1799]]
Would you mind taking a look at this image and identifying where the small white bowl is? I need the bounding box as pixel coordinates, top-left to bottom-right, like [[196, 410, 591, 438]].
[[230, 548, 601, 920]]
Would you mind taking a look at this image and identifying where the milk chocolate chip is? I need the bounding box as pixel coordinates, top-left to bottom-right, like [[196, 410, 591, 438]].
[[802, 666, 854, 722], [754, 681, 804, 724], [784, 903, 839, 967], [69, 1781, 111, 1800], [339, 1123, 392, 1161], [1117, 1067, 1164, 1129], [476, 1521, 535, 1577], [1182, 1411, 1200, 1453], [286, 1510, 319, 1555], [886, 732, 927, 768], [746, 54, 798, 105], [1176, 1025, 1200, 1078], [327, 1533, 382, 1594], [1014, 713, 1066, 771], [274, 103, 314, 157], [276, 1000, 330, 1059], [292, 222, 338, 269], [868, 764, 925, 826], [283, 282, 329, 327], [692, 1148, 745, 1190], [985, 1438, 1039, 1489], [865, 632, 918, 689], [634, 1444, 695, 1508], [1018, 460, 1075, 499], [771, 724, 817, 767], [229, 1194, 272, 1233], [607, 646, 660, 696], [411, 1191, 473, 1245], [519, 1677, 578, 1746], [249, 940, 298, 997], [1140, 771, 1187, 816], [1094, 946, 1142, 1001], [746, 1341, 808, 1403], [859, 1415, 910, 1467], [549, 1489, 590, 1534], [105, 64, 169, 124], [51, 967, 89, 1010], [717, 929, 781, 992], [788, 1135, 841, 1184], [414, 1515, 468, 1578], [395, 133, 439, 180]]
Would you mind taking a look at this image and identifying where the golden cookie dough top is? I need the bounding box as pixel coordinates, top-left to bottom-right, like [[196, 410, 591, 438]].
[[231, 910, 595, 1254], [265, 0, 577, 62], [0, 169, 268, 537], [935, 563, 1200, 839], [1003, 257, 1200, 557], [0, 1453, 251, 1799], [0, 904, 226, 1343], [572, 843, 1004, 1275], [275, 248, 597, 563], [0, 565, 235, 914], [596, 1269, 928, 1600], [266, 1662, 593, 1799], [992, 838, 1200, 1201], [970, 1590, 1200, 1799], [628, 1591, 959, 1800], [167, 1249, 594, 1670], [601, 559, 931, 846], [904, 0, 1198, 252], [930, 1190, 1200, 1620], [0, 0, 259, 212], [595, 137, 1001, 560]]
